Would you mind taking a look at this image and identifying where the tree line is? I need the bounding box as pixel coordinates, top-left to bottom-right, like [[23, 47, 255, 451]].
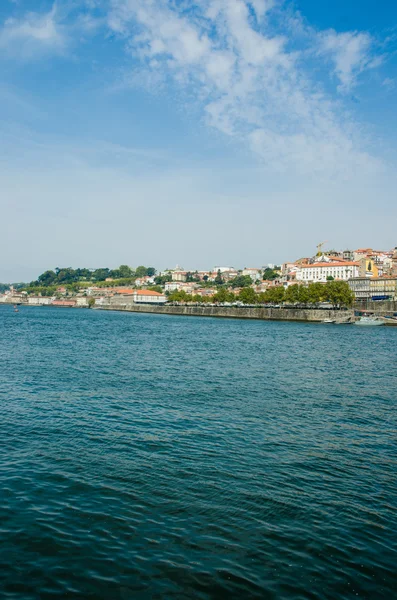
[[21, 265, 156, 292], [168, 281, 355, 308]]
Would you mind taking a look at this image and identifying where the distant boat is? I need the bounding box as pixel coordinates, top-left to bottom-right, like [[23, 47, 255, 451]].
[[322, 318, 335, 324], [355, 316, 384, 326]]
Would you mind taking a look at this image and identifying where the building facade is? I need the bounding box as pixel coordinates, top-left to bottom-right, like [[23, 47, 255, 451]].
[[296, 262, 359, 283], [172, 271, 187, 282], [358, 258, 379, 278], [348, 277, 397, 300], [242, 268, 262, 281], [132, 290, 167, 304]]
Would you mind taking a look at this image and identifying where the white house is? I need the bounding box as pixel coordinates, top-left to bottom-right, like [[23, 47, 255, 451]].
[[132, 290, 167, 304], [213, 266, 236, 273], [165, 281, 196, 293], [27, 297, 53, 305], [296, 261, 359, 283], [242, 268, 262, 281]]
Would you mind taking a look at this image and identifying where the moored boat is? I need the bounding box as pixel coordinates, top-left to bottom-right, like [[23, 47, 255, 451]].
[[355, 316, 384, 326]]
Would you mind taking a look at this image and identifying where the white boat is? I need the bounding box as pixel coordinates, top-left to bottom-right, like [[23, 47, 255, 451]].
[[322, 318, 336, 324], [355, 316, 384, 326]]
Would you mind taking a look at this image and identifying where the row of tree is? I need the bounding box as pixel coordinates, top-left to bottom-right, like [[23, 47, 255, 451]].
[[25, 265, 156, 289], [168, 281, 355, 308]]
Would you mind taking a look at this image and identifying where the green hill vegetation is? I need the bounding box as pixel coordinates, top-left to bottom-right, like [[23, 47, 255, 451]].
[[21, 265, 156, 295]]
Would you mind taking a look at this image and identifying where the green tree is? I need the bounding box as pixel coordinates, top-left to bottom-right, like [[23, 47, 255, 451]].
[[230, 275, 253, 288], [262, 268, 279, 281], [92, 268, 110, 282], [215, 270, 223, 285], [307, 282, 326, 304], [263, 286, 285, 303], [148, 285, 163, 294], [238, 287, 258, 304], [325, 281, 355, 308], [326, 275, 334, 281], [88, 297, 96, 308], [298, 285, 310, 304], [37, 270, 57, 286], [214, 288, 235, 303], [75, 268, 92, 280], [135, 266, 148, 278], [118, 265, 133, 278], [284, 284, 300, 304], [155, 274, 172, 285]]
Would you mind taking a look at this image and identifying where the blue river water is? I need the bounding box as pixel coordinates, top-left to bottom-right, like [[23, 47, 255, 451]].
[[0, 306, 396, 599]]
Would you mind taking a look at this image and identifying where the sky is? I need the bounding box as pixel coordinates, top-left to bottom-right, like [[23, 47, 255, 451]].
[[1, 0, 396, 282]]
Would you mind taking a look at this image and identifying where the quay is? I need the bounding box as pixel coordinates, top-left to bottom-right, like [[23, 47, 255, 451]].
[[95, 303, 353, 323]]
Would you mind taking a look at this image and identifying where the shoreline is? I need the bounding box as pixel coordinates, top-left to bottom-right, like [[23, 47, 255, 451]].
[[3, 302, 397, 325], [94, 303, 353, 323]]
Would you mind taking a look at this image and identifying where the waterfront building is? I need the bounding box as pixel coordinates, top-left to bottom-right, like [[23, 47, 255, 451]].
[[348, 277, 397, 300], [296, 261, 359, 283], [27, 297, 53, 305], [132, 290, 167, 304], [393, 247, 397, 276], [75, 297, 89, 307], [52, 300, 77, 307]]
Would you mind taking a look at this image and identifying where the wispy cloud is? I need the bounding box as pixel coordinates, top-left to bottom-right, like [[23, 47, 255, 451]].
[[0, 2, 103, 60], [0, 4, 66, 58], [317, 29, 381, 92], [105, 0, 384, 176], [0, 0, 388, 177]]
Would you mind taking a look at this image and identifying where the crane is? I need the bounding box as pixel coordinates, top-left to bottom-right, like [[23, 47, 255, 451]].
[[316, 241, 328, 256]]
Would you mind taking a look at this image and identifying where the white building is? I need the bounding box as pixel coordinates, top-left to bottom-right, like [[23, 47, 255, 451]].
[[165, 281, 197, 293], [132, 290, 167, 304], [296, 261, 359, 283], [172, 271, 187, 282], [242, 268, 262, 281], [213, 266, 236, 273], [27, 297, 53, 305]]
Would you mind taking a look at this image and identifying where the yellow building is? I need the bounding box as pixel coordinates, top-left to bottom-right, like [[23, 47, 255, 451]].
[[349, 277, 397, 300], [359, 258, 379, 278]]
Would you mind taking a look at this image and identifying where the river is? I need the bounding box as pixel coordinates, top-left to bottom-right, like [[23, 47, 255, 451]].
[[0, 306, 396, 599]]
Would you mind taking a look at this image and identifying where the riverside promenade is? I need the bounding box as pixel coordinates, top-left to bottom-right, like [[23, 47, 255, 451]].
[[96, 303, 353, 323]]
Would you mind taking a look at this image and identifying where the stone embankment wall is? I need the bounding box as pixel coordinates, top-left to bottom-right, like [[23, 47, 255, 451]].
[[98, 303, 352, 322], [354, 300, 397, 314]]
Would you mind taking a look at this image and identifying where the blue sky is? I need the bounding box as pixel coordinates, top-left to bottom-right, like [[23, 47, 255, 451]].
[[1, 0, 396, 281]]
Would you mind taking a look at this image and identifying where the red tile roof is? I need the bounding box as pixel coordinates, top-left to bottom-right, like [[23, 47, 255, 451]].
[[134, 290, 163, 296], [301, 262, 359, 268]]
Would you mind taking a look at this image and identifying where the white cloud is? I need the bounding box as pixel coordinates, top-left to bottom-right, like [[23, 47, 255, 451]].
[[318, 30, 378, 92], [106, 0, 383, 176], [0, 0, 387, 176], [382, 77, 395, 89], [0, 5, 66, 58]]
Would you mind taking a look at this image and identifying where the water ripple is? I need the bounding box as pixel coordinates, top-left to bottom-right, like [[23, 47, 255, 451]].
[[0, 306, 396, 599]]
